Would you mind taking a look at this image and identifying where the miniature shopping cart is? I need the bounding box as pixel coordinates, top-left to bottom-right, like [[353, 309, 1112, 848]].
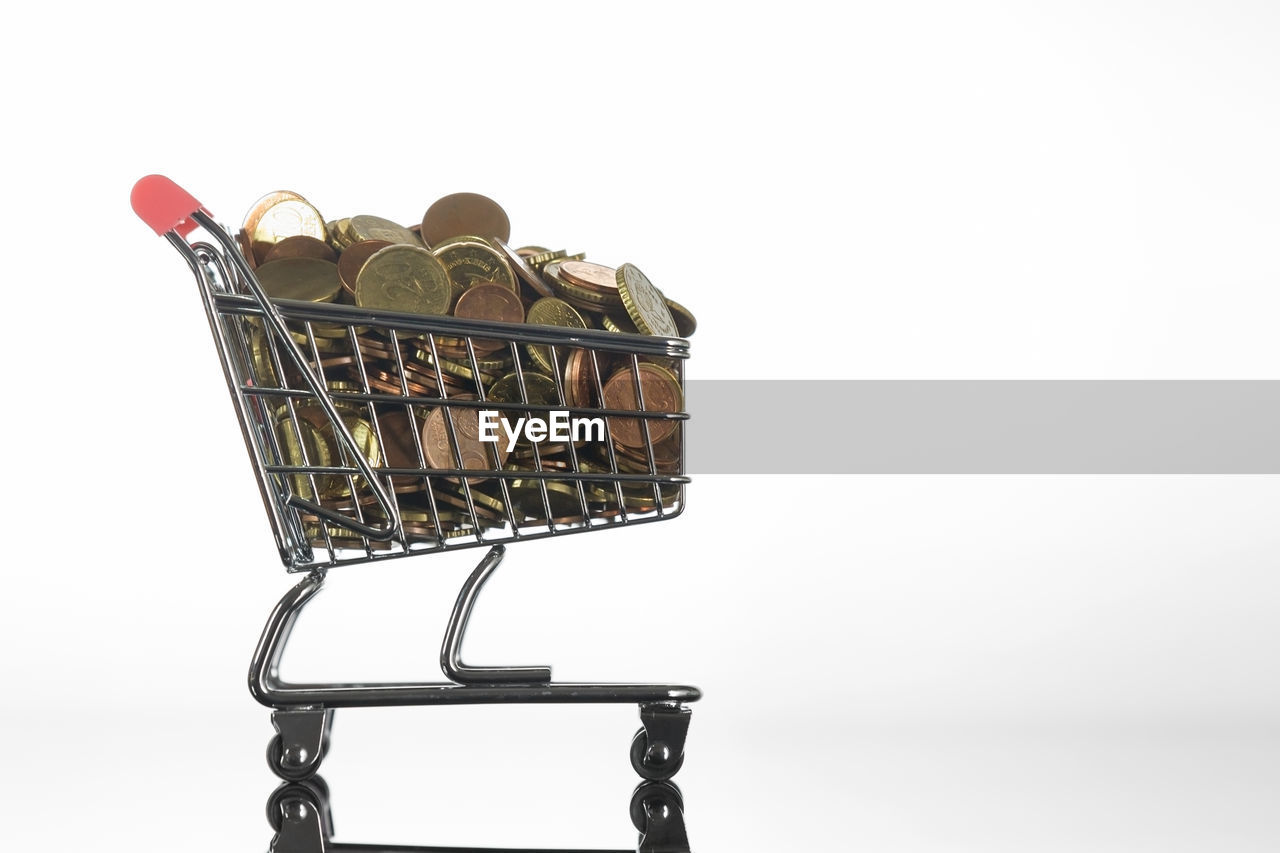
[[131, 176, 697, 784]]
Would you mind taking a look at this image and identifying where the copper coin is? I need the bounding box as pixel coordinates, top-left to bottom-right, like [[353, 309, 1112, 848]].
[[265, 235, 338, 264], [337, 240, 393, 298], [369, 376, 438, 399], [453, 282, 525, 324], [422, 399, 508, 482], [404, 362, 467, 390], [235, 229, 258, 270], [563, 348, 596, 409], [421, 192, 511, 247], [616, 432, 682, 472], [370, 370, 440, 398], [601, 363, 683, 448], [355, 334, 404, 360], [375, 409, 430, 491], [558, 260, 619, 295], [452, 282, 525, 355]]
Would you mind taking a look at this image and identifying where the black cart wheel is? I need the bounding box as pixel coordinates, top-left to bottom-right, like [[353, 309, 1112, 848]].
[[267, 733, 324, 781], [266, 778, 328, 832], [630, 780, 684, 833], [630, 727, 684, 781]]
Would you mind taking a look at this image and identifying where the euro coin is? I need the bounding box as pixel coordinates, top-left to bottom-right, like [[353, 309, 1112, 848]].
[[349, 214, 419, 246], [421, 192, 511, 246], [601, 362, 682, 448], [355, 244, 452, 316], [432, 240, 516, 296], [663, 295, 697, 337], [264, 235, 337, 263], [616, 263, 678, 337], [256, 257, 342, 303], [524, 297, 588, 373], [245, 191, 327, 259]]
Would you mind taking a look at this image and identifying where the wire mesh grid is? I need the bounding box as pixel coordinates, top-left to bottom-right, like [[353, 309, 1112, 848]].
[[186, 236, 689, 572]]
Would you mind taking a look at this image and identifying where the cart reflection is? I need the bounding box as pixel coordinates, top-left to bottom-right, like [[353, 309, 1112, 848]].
[[266, 775, 690, 853]]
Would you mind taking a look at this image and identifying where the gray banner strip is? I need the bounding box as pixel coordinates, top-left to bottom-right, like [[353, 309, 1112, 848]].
[[684, 380, 1280, 474]]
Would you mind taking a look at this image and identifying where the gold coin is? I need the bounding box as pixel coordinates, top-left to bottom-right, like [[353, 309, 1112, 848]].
[[602, 313, 639, 334], [397, 507, 471, 525], [508, 478, 587, 519], [616, 263, 678, 337], [329, 218, 356, 250], [488, 371, 560, 406], [433, 485, 509, 516], [413, 347, 503, 383], [256, 258, 342, 303], [663, 295, 697, 337], [324, 414, 381, 499], [516, 245, 550, 257], [291, 400, 381, 500], [274, 413, 334, 500], [245, 192, 327, 256], [349, 214, 420, 246], [524, 249, 567, 269], [355, 244, 452, 316], [290, 329, 344, 352], [524, 297, 588, 373], [431, 235, 495, 251], [421, 192, 511, 246], [248, 324, 280, 387], [432, 241, 516, 296]]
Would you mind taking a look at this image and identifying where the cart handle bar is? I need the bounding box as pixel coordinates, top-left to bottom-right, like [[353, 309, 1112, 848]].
[[132, 176, 399, 541]]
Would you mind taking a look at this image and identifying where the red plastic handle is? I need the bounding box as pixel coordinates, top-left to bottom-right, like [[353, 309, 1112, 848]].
[[131, 175, 210, 237]]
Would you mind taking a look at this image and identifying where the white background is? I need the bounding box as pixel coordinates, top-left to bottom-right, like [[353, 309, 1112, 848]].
[[1, 1, 1278, 850]]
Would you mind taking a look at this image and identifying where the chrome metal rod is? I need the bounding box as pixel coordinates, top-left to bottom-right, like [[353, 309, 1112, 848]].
[[441, 545, 553, 685]]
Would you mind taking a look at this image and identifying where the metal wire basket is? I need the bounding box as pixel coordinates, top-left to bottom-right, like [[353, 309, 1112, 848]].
[[140, 182, 689, 573]]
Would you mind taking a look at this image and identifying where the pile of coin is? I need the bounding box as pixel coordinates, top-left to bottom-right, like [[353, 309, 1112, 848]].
[[236, 190, 695, 548]]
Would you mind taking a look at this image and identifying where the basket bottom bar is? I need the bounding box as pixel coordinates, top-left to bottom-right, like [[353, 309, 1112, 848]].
[[254, 681, 701, 708]]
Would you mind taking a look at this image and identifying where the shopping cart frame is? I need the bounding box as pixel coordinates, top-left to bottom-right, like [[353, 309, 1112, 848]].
[[133, 176, 699, 785]]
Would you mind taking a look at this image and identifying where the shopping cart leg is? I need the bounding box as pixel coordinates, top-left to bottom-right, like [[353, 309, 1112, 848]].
[[440, 545, 553, 685], [631, 703, 692, 781], [249, 555, 697, 783]]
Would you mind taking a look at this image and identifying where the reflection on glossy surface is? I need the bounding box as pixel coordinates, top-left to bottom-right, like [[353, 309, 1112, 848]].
[[266, 775, 690, 853]]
